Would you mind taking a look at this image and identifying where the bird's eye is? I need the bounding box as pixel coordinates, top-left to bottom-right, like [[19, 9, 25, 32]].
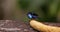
[[28, 13, 32, 19], [27, 12, 38, 19]]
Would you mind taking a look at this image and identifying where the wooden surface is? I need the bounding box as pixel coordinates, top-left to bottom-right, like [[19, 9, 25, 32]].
[[0, 20, 37, 32], [0, 20, 60, 32]]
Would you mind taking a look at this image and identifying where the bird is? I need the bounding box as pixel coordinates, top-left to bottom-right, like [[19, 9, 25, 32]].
[[27, 12, 38, 19]]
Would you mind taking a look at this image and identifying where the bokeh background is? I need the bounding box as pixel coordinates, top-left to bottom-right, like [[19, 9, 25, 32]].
[[0, 0, 60, 22]]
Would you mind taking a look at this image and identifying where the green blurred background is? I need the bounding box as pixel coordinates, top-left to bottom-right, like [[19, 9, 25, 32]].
[[18, 0, 60, 22], [0, 0, 60, 22]]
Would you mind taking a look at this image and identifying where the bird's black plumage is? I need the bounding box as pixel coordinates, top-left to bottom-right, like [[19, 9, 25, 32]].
[[27, 12, 38, 19]]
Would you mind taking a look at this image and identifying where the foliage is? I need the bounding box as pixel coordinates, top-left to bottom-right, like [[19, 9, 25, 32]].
[[18, 0, 60, 22]]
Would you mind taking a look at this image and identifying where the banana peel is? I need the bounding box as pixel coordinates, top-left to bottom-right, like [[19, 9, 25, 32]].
[[30, 20, 60, 32]]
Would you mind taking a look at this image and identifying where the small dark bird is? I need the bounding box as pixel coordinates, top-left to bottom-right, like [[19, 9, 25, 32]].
[[27, 12, 38, 19]]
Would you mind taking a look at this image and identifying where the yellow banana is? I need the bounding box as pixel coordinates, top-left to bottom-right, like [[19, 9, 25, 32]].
[[30, 20, 60, 32]]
